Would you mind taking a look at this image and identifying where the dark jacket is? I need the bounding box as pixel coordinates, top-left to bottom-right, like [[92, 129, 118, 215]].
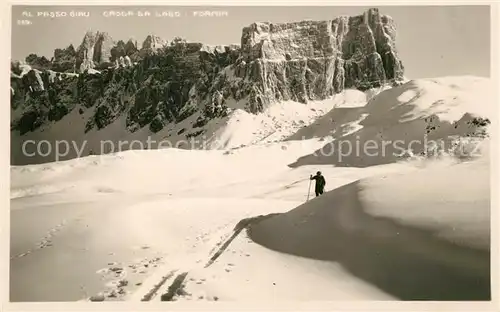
[[310, 174, 326, 191]]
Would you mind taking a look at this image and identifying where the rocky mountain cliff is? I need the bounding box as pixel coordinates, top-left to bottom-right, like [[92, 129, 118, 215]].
[[10, 8, 405, 164]]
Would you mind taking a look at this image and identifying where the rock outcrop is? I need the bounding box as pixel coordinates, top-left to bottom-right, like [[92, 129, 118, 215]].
[[11, 8, 405, 162], [23, 54, 52, 70], [52, 44, 77, 72], [234, 8, 404, 111], [141, 35, 167, 53], [76, 31, 116, 71]]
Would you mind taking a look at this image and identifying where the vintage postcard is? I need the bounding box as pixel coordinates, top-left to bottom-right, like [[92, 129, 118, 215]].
[[3, 0, 497, 308]]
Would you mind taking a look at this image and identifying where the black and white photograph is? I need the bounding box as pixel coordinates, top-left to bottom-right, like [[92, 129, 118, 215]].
[[5, 2, 496, 304]]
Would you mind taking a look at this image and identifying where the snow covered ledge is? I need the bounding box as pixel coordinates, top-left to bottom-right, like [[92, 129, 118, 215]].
[[246, 154, 490, 300]]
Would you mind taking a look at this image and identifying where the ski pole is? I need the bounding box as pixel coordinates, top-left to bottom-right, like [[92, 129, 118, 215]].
[[306, 178, 312, 201]]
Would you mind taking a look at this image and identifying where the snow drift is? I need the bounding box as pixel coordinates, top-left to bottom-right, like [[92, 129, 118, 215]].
[[246, 153, 490, 300], [288, 76, 492, 168], [154, 148, 490, 301], [206, 88, 384, 149]]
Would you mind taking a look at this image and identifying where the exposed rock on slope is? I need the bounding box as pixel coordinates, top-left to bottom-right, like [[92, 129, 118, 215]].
[[141, 35, 168, 56], [111, 39, 139, 64], [238, 8, 404, 110], [11, 8, 406, 165], [77, 31, 116, 71], [53, 44, 78, 72]]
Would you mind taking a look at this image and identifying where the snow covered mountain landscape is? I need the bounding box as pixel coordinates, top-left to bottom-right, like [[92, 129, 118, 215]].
[[9, 6, 492, 302]]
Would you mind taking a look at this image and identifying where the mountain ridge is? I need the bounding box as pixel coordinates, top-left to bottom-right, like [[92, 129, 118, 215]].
[[11, 8, 406, 165]]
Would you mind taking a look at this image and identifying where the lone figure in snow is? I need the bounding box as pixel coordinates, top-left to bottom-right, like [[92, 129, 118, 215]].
[[310, 171, 326, 197]]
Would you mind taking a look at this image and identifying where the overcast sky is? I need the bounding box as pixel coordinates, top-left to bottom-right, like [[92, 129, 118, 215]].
[[11, 5, 490, 79]]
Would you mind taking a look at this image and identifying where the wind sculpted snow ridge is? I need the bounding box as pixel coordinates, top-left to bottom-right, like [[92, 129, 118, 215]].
[[288, 76, 492, 168], [246, 161, 490, 300], [163, 150, 490, 301]]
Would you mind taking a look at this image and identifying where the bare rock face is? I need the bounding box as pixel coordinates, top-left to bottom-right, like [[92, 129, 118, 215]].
[[76, 31, 116, 71], [24, 54, 52, 70], [76, 31, 98, 70], [142, 35, 166, 50], [111, 39, 140, 64], [233, 8, 404, 111], [52, 44, 77, 72], [140, 35, 167, 57], [125, 39, 139, 55]]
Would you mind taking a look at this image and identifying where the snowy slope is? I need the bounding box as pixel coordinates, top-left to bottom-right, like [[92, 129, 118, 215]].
[[162, 141, 490, 302], [135, 142, 489, 302], [242, 151, 490, 301], [10, 138, 419, 302], [289, 76, 492, 168], [206, 88, 387, 149], [10, 141, 490, 301], [11, 87, 386, 165], [10, 76, 492, 302]]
